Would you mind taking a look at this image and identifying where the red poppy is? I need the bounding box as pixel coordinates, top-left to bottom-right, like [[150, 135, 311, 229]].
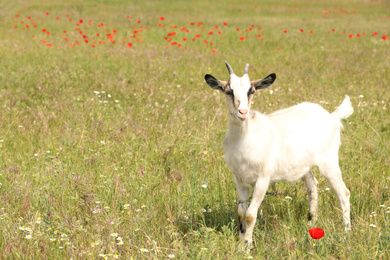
[[300, 29, 304, 32], [45, 12, 49, 15], [239, 36, 244, 41], [27, 16, 31, 19], [182, 37, 187, 41], [127, 42, 132, 48], [382, 35, 387, 40], [160, 17, 165, 20], [195, 34, 200, 38], [211, 49, 216, 53], [208, 31, 213, 35], [349, 34, 353, 38], [223, 22, 227, 26], [308, 228, 325, 239], [283, 30, 287, 33]]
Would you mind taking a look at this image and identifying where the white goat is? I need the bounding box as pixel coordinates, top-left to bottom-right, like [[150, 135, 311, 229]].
[[204, 61, 353, 245]]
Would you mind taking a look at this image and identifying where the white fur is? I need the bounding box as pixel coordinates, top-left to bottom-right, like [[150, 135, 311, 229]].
[[205, 64, 352, 246]]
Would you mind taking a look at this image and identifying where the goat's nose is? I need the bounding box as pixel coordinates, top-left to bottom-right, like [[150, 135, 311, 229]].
[[239, 109, 248, 116]]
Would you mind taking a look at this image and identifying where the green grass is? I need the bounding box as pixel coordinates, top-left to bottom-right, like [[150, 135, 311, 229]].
[[0, 0, 389, 259]]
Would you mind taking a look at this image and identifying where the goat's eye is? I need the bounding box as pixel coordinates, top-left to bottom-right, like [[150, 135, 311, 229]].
[[226, 90, 234, 96], [248, 88, 255, 96]]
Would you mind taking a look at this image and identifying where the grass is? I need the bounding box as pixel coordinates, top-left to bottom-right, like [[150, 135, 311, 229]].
[[0, 0, 389, 258]]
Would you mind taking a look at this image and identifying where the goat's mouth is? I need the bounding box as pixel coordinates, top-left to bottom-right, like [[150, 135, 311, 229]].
[[235, 112, 248, 121]]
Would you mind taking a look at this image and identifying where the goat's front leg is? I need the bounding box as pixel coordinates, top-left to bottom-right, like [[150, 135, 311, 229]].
[[233, 176, 250, 240], [243, 178, 270, 245]]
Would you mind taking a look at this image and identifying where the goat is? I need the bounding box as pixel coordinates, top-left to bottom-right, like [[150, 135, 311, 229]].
[[204, 61, 353, 245]]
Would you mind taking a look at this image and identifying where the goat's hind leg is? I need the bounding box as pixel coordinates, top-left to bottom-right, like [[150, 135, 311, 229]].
[[318, 160, 351, 230], [302, 170, 319, 223]]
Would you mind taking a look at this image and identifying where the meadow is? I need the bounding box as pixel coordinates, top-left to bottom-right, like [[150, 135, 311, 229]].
[[0, 0, 389, 258]]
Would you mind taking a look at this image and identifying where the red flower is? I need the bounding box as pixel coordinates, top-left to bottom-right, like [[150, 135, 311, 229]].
[[160, 17, 165, 20], [45, 12, 49, 15], [182, 37, 187, 41], [127, 42, 132, 48], [27, 16, 31, 19], [211, 49, 216, 53], [382, 35, 387, 40], [239, 36, 244, 41], [308, 228, 325, 239], [349, 34, 353, 38], [195, 34, 200, 38], [208, 31, 213, 35], [223, 22, 227, 26], [300, 29, 304, 32], [283, 30, 287, 33]]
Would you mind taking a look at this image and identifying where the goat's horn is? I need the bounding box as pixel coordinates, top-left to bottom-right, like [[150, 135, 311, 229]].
[[225, 61, 235, 75], [244, 63, 249, 75]]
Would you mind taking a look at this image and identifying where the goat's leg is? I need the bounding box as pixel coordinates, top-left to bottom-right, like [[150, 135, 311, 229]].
[[319, 161, 351, 230], [302, 170, 318, 223], [234, 177, 250, 240], [243, 178, 269, 245]]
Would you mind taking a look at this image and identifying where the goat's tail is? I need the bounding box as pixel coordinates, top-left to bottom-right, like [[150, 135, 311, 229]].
[[332, 95, 354, 120]]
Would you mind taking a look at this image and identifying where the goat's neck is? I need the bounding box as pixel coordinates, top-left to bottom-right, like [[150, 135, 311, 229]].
[[227, 112, 252, 136]]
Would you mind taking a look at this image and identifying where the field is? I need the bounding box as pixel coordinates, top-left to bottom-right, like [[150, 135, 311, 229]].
[[0, 0, 389, 258]]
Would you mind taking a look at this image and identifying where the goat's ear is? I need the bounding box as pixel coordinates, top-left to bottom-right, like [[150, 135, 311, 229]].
[[204, 74, 226, 91], [252, 73, 276, 90]]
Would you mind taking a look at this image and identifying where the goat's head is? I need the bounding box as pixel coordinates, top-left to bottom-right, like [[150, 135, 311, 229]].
[[204, 61, 276, 121]]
